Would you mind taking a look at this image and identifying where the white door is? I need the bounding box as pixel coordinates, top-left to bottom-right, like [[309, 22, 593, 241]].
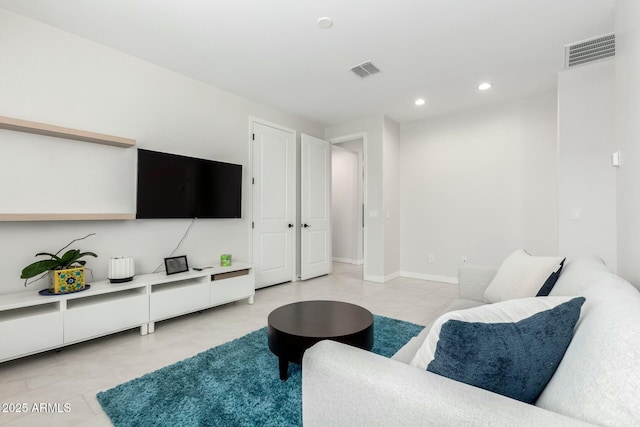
[[301, 134, 331, 280], [252, 122, 295, 288]]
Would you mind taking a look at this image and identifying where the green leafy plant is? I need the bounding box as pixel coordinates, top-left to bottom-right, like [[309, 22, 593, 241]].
[[20, 233, 97, 286]]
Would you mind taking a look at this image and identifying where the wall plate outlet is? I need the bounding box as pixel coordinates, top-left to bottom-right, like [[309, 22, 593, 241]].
[[428, 254, 435, 263]]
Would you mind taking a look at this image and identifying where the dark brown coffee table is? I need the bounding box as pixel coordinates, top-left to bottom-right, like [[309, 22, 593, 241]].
[[267, 300, 374, 380]]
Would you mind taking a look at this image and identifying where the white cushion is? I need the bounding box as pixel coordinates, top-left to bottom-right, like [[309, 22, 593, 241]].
[[392, 328, 429, 364], [409, 296, 576, 370], [393, 300, 484, 364], [483, 250, 564, 303], [536, 271, 640, 426], [549, 255, 610, 296]]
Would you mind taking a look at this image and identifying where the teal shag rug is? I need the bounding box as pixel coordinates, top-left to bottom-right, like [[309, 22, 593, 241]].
[[97, 315, 423, 427]]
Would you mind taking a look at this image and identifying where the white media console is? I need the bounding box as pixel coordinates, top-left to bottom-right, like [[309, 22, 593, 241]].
[[0, 263, 254, 363]]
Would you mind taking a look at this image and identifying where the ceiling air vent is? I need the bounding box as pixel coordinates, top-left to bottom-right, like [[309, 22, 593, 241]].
[[349, 61, 381, 78], [565, 33, 615, 69]]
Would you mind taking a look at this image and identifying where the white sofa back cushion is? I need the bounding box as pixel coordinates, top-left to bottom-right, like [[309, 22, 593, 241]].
[[484, 250, 564, 303], [536, 270, 640, 426], [549, 255, 611, 296]]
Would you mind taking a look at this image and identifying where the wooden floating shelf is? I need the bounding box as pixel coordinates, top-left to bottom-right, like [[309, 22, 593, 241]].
[[0, 213, 136, 222], [0, 115, 136, 148]]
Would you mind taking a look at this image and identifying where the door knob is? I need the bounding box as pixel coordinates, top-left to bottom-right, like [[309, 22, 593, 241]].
[[302, 223, 311, 228], [288, 223, 294, 228]]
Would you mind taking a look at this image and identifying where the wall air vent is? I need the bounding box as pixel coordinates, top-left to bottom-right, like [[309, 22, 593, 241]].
[[565, 33, 615, 69], [349, 61, 381, 78]]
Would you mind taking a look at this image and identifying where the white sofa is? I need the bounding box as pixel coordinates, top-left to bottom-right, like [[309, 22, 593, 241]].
[[302, 256, 640, 426]]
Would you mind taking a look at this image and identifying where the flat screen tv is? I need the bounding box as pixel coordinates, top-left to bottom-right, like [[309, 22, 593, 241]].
[[136, 149, 242, 219]]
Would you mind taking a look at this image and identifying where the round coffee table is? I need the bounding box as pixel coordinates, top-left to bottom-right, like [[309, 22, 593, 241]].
[[267, 300, 374, 380]]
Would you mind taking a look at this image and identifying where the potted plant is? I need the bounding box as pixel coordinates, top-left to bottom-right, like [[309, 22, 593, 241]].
[[21, 233, 97, 294]]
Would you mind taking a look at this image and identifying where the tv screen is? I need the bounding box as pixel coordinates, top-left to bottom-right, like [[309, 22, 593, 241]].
[[136, 149, 242, 219]]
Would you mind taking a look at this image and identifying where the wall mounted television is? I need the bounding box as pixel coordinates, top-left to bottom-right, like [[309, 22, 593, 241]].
[[136, 149, 242, 219]]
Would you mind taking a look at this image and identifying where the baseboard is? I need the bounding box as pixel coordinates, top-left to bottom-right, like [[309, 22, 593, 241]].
[[384, 271, 401, 282], [332, 257, 364, 266], [332, 257, 359, 264], [365, 271, 457, 285], [400, 271, 458, 285], [363, 274, 384, 283]]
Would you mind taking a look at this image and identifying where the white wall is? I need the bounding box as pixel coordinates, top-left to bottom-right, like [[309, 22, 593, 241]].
[[400, 92, 558, 281], [0, 10, 322, 294], [615, 0, 640, 288], [383, 117, 401, 280], [326, 116, 385, 282], [558, 60, 617, 270], [331, 146, 359, 263]]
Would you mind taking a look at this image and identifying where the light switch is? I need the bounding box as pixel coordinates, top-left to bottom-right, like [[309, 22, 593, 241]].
[[611, 151, 621, 167]]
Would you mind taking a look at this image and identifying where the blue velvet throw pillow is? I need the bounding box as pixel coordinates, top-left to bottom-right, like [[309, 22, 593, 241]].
[[536, 258, 566, 296], [426, 296, 585, 404]]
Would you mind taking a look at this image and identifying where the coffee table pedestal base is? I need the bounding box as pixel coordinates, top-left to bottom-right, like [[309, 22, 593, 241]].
[[267, 300, 374, 381], [279, 356, 289, 380]]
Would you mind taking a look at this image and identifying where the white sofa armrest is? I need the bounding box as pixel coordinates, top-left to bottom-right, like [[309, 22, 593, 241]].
[[303, 341, 594, 427], [457, 265, 497, 302]]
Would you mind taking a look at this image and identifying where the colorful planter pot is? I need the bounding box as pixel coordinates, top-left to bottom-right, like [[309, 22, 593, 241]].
[[49, 266, 85, 294]]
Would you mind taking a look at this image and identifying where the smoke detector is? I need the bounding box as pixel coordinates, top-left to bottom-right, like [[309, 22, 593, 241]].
[[317, 17, 333, 29], [565, 33, 615, 69], [349, 61, 381, 78]]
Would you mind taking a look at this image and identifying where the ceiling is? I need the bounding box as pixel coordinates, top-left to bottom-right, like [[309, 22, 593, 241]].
[[0, 0, 615, 126]]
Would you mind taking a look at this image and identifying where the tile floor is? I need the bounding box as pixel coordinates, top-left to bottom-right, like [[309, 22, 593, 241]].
[[0, 263, 457, 426]]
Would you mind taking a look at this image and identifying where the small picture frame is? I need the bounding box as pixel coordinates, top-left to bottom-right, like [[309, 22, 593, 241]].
[[164, 255, 189, 275]]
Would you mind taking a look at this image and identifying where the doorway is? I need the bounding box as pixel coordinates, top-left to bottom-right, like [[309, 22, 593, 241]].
[[331, 138, 364, 274]]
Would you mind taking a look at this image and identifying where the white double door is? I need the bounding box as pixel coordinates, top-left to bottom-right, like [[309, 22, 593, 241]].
[[300, 133, 332, 280], [252, 121, 330, 288]]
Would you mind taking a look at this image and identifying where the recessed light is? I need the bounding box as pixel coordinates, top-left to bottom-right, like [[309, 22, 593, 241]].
[[478, 82, 493, 91], [414, 98, 426, 106], [317, 17, 333, 29]]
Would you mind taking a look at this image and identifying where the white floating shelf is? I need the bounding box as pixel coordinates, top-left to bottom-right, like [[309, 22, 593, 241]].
[[0, 115, 136, 148], [0, 213, 136, 222]]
